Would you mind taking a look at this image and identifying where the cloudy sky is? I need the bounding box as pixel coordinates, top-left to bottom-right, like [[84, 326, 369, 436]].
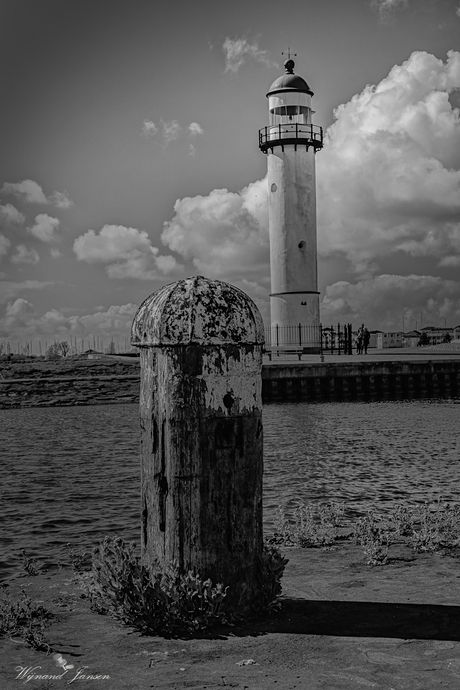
[[1, 0, 460, 350]]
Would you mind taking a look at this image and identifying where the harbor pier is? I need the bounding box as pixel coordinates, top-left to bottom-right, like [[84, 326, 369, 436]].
[[1, 349, 460, 408]]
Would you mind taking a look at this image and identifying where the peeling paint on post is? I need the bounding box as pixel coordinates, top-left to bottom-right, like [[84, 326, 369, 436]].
[[131, 275, 265, 606]]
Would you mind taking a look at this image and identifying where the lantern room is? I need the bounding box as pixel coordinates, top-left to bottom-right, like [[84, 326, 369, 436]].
[[259, 59, 323, 153]]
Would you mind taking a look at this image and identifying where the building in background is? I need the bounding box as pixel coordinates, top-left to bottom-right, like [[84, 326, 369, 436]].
[[417, 326, 457, 344], [402, 331, 421, 348], [368, 330, 382, 349], [376, 331, 404, 348]]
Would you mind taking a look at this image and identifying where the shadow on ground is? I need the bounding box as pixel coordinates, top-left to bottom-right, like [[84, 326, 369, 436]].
[[239, 597, 460, 641], [110, 597, 460, 644]]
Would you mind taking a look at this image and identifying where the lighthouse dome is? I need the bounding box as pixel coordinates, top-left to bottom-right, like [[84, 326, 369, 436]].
[[267, 59, 313, 96]]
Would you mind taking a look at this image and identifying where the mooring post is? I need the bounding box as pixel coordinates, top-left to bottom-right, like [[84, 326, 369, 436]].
[[131, 275, 265, 607]]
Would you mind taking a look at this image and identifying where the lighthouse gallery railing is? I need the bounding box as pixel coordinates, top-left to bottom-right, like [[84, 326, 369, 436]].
[[259, 123, 323, 152]]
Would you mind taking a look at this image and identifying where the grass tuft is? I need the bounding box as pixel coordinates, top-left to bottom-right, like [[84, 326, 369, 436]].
[[65, 543, 90, 572], [352, 513, 391, 566], [409, 500, 460, 553], [272, 501, 344, 547], [20, 550, 40, 576], [271, 499, 460, 566], [0, 585, 54, 652]]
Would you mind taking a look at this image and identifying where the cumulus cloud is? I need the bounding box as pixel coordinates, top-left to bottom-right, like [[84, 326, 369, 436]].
[[77, 304, 138, 334], [317, 50, 460, 274], [371, 0, 408, 19], [0, 234, 11, 260], [320, 274, 460, 329], [0, 299, 66, 338], [1, 180, 48, 204], [456, 4, 460, 18], [73, 224, 181, 280], [0, 203, 25, 225], [142, 119, 159, 136], [161, 119, 182, 146], [232, 278, 270, 323], [1, 179, 73, 208], [142, 118, 182, 146], [143, 119, 203, 152], [161, 177, 269, 277], [28, 214, 60, 243], [10, 245, 40, 265], [222, 37, 278, 74], [188, 122, 204, 136], [0, 280, 53, 305], [48, 191, 73, 209], [0, 300, 138, 340], [2, 298, 35, 330], [188, 123, 204, 156]]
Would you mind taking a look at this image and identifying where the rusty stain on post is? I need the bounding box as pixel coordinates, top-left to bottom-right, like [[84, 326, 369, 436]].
[[131, 276, 265, 606]]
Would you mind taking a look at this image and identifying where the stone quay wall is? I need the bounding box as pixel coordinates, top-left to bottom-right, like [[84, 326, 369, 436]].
[[1, 360, 460, 409], [263, 359, 460, 403]]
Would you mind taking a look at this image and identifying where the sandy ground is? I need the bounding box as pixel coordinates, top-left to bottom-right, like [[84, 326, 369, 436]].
[[2, 541, 460, 690], [0, 356, 140, 380]]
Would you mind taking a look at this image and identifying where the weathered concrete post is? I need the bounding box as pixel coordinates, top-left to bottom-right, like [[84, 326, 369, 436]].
[[131, 276, 265, 607]]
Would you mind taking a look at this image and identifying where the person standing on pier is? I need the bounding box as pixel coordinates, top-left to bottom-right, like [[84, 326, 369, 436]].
[[363, 328, 370, 354], [356, 325, 364, 354]]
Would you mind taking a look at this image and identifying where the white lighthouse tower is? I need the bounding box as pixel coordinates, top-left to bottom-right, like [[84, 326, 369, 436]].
[[259, 57, 323, 351]]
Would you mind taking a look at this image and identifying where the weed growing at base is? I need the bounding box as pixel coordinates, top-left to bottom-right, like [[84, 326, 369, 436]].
[[79, 536, 288, 635]]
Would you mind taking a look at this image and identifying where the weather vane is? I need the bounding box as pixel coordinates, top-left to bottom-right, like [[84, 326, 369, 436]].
[[281, 47, 297, 61]]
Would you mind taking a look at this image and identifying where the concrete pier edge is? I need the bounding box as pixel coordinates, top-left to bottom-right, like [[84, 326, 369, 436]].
[[1, 351, 460, 408]]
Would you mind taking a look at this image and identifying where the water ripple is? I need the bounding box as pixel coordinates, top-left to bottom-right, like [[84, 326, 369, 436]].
[[1, 400, 459, 579]]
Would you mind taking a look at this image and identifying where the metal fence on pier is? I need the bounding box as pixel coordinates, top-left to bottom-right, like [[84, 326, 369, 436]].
[[264, 323, 355, 355]]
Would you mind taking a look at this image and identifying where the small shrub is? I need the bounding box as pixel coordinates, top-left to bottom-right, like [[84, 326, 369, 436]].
[[353, 512, 391, 566], [318, 502, 345, 528], [272, 502, 336, 547], [75, 572, 109, 614], [272, 505, 293, 544], [256, 542, 288, 611], [90, 537, 228, 634], [0, 585, 53, 652], [293, 503, 335, 547], [66, 543, 90, 572], [272, 499, 460, 563], [437, 503, 460, 546], [390, 504, 415, 537], [89, 536, 287, 633], [21, 549, 40, 576], [411, 502, 438, 552], [411, 500, 460, 553]]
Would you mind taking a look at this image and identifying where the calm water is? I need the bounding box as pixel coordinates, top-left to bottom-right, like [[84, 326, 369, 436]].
[[1, 400, 459, 580]]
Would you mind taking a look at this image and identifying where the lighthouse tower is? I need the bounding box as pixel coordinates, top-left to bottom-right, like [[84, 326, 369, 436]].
[[259, 58, 323, 350]]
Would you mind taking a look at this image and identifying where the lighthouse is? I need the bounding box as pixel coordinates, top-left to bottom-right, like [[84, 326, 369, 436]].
[[259, 57, 323, 350]]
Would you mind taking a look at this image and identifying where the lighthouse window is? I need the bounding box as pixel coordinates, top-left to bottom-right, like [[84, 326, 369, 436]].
[[270, 106, 309, 118], [269, 105, 310, 126]]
